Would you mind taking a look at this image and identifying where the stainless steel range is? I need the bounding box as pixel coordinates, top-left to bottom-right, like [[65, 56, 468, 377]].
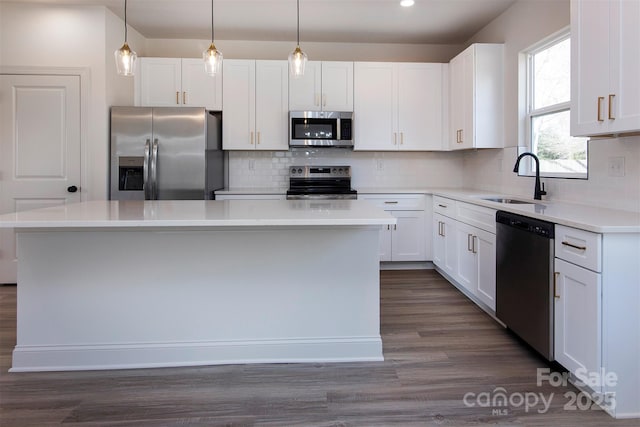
[[286, 166, 357, 200]]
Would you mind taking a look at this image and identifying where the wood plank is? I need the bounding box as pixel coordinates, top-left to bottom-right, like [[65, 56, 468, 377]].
[[0, 271, 636, 425]]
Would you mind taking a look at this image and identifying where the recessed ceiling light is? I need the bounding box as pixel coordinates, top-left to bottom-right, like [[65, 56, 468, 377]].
[[400, 0, 415, 7]]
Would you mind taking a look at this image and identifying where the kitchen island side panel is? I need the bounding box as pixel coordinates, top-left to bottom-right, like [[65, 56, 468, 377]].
[[12, 227, 382, 371]]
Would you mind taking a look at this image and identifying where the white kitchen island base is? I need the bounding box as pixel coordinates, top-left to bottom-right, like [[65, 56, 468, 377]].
[[2, 200, 393, 372]]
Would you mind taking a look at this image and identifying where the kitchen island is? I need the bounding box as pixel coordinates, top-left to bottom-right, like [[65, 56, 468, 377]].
[[0, 200, 395, 372]]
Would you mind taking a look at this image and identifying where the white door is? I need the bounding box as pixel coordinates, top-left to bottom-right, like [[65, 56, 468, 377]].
[[0, 74, 81, 283], [138, 58, 182, 107], [353, 62, 397, 150], [398, 63, 444, 150], [391, 210, 426, 261], [475, 228, 496, 311], [289, 61, 321, 111], [554, 258, 602, 392], [455, 221, 477, 294], [181, 58, 222, 110], [255, 60, 289, 151], [222, 60, 255, 150], [321, 61, 354, 112]]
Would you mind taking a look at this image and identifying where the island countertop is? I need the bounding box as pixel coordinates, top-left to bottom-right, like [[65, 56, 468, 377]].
[[0, 200, 396, 229]]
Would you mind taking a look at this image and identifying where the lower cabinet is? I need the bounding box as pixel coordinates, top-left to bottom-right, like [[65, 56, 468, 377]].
[[360, 194, 429, 262], [432, 196, 497, 313], [554, 257, 602, 391], [455, 221, 496, 310], [433, 212, 457, 277]]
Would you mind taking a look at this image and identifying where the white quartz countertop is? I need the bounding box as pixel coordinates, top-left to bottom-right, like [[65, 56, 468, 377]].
[[431, 189, 640, 233], [0, 200, 396, 229]]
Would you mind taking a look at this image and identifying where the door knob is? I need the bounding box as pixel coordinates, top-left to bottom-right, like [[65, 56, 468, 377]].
[[67, 185, 78, 193]]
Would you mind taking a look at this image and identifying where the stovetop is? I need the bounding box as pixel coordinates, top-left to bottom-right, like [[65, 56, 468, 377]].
[[287, 165, 357, 200]]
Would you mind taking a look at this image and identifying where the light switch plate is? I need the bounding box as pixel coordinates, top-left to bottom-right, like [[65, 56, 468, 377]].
[[607, 157, 625, 177]]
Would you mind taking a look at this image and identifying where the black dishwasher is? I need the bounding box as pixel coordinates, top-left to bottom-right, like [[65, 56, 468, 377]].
[[496, 211, 555, 360]]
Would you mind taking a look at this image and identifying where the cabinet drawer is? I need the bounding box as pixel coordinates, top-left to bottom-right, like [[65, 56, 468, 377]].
[[456, 201, 496, 234], [433, 196, 456, 218], [360, 194, 425, 210], [555, 225, 602, 272]]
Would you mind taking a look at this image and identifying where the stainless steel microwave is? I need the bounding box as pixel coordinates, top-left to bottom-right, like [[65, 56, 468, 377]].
[[289, 111, 353, 148]]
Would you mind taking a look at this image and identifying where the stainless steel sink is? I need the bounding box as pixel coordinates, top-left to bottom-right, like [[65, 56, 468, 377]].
[[481, 197, 533, 204]]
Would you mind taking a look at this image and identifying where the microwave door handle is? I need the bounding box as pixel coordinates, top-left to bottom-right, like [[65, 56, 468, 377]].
[[143, 139, 151, 200], [150, 139, 159, 200]]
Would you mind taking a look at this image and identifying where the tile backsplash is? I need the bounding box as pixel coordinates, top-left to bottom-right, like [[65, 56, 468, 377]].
[[228, 148, 465, 191]]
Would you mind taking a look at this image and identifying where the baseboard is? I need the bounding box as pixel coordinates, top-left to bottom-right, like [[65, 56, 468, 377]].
[[380, 261, 434, 270], [10, 337, 384, 372]]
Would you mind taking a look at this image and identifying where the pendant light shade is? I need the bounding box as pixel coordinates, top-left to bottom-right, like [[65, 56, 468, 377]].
[[203, 0, 223, 75], [288, 0, 307, 78], [115, 0, 137, 76]]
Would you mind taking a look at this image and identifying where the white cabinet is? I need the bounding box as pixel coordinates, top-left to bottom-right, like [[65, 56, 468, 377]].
[[360, 194, 428, 262], [433, 212, 457, 278], [135, 58, 222, 110], [215, 194, 286, 200], [554, 257, 602, 390], [289, 61, 353, 112], [354, 62, 447, 151], [553, 225, 640, 418], [222, 60, 288, 151], [449, 44, 503, 150], [571, 0, 640, 136], [432, 196, 497, 312]]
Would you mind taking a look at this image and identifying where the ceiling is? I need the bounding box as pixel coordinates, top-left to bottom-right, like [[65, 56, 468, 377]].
[[2, 0, 517, 44]]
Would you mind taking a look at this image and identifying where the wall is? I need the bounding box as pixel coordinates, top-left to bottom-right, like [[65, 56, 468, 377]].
[[0, 2, 144, 200], [461, 0, 640, 213], [228, 150, 464, 191], [143, 39, 463, 63]]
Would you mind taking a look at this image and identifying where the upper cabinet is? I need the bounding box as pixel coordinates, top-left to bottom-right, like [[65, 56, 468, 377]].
[[354, 62, 447, 151], [570, 0, 640, 137], [222, 59, 289, 151], [135, 58, 222, 110], [449, 44, 504, 150], [289, 61, 354, 112]]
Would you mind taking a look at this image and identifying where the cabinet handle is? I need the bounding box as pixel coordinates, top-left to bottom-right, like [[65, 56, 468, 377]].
[[176, 91, 180, 105], [467, 234, 473, 252], [322, 94, 327, 107], [608, 94, 615, 120], [250, 131, 254, 145], [315, 94, 320, 106], [384, 201, 399, 204], [257, 132, 261, 145], [438, 204, 447, 208], [387, 225, 390, 231], [183, 92, 186, 104], [561, 241, 587, 251], [472, 235, 478, 254], [554, 272, 560, 299], [393, 132, 397, 145], [597, 96, 605, 121], [394, 224, 397, 231], [440, 222, 445, 237], [400, 132, 404, 145], [459, 129, 463, 144]]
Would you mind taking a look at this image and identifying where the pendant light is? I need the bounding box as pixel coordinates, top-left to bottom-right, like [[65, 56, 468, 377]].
[[288, 0, 307, 78], [114, 0, 137, 76], [203, 0, 223, 76]]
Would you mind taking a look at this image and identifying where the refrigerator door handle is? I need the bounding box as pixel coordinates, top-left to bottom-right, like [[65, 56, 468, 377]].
[[150, 138, 159, 200], [143, 139, 151, 200]]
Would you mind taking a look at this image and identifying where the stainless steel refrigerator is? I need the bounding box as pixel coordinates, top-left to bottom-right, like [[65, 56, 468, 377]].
[[110, 107, 224, 200]]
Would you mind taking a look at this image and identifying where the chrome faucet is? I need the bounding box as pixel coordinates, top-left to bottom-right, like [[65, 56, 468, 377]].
[[513, 152, 547, 200]]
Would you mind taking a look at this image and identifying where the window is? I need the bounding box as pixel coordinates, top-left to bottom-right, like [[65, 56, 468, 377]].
[[524, 32, 588, 178]]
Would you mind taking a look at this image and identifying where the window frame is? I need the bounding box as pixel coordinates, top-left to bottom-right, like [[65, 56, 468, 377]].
[[521, 29, 588, 180]]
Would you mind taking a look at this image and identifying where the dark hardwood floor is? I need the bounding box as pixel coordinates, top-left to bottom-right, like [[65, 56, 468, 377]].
[[0, 270, 635, 426]]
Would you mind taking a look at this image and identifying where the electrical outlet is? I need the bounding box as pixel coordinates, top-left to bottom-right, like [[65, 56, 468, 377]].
[[607, 156, 625, 177], [376, 159, 384, 171], [248, 159, 255, 171]]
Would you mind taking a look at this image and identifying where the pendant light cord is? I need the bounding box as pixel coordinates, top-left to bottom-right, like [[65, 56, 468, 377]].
[[296, 0, 300, 45], [124, 0, 128, 43], [211, 0, 214, 42]]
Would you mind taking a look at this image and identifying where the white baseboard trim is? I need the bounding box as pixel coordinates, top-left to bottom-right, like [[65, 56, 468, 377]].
[[10, 337, 384, 372], [380, 261, 434, 270]]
